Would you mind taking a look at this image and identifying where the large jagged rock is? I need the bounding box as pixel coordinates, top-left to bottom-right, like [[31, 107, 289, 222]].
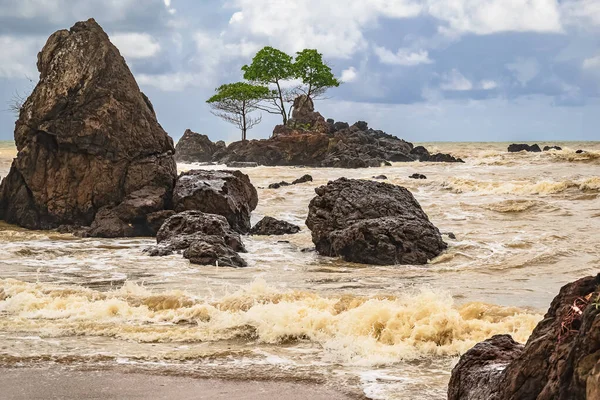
[[448, 274, 600, 400], [172, 170, 258, 234], [273, 95, 330, 135], [175, 129, 223, 163], [0, 18, 176, 231], [146, 211, 247, 268], [305, 178, 447, 265]]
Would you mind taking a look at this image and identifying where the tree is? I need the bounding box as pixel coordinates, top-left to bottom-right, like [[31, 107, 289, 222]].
[[206, 82, 270, 141], [293, 49, 340, 100], [242, 46, 295, 125]]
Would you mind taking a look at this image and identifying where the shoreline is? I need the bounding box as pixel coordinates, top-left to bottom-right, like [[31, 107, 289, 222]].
[[0, 366, 364, 400]]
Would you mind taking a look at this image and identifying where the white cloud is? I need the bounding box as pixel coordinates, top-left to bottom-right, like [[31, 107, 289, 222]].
[[480, 80, 498, 90], [560, 0, 600, 30], [137, 72, 199, 91], [440, 69, 472, 91], [426, 0, 563, 35], [373, 46, 433, 66], [0, 36, 43, 78], [110, 33, 161, 59], [507, 58, 540, 86], [341, 67, 358, 83], [583, 55, 600, 69]]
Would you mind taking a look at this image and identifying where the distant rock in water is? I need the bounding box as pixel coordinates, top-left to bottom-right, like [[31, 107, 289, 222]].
[[146, 211, 247, 268], [372, 175, 388, 180], [448, 273, 600, 400], [543, 145, 562, 151], [250, 216, 300, 235], [269, 174, 313, 189], [576, 149, 585, 154], [0, 19, 177, 232], [226, 162, 258, 168], [305, 178, 446, 265], [172, 169, 258, 234], [175, 129, 223, 163], [508, 143, 542, 152], [409, 173, 427, 180]]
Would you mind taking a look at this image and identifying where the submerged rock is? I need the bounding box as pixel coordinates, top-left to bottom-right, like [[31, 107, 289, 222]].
[[0, 18, 177, 231], [372, 175, 388, 180], [305, 178, 447, 265], [146, 211, 246, 268], [250, 216, 300, 235], [543, 145, 562, 151], [291, 174, 313, 185], [409, 173, 427, 180], [172, 170, 258, 234], [268, 181, 291, 189], [175, 129, 222, 163], [508, 143, 542, 153], [448, 274, 600, 400], [576, 149, 585, 154]]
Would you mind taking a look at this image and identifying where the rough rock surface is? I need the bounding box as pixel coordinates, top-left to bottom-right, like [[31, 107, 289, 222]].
[[508, 143, 542, 152], [250, 216, 300, 235], [172, 169, 258, 234], [146, 211, 246, 268], [273, 95, 330, 135], [448, 274, 600, 400], [0, 19, 177, 232], [305, 178, 447, 265], [175, 129, 222, 163]]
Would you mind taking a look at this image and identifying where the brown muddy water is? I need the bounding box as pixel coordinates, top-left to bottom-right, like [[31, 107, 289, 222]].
[[0, 140, 599, 399]]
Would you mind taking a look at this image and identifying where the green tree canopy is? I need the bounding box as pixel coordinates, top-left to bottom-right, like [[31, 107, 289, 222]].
[[206, 82, 270, 141], [293, 49, 340, 99]]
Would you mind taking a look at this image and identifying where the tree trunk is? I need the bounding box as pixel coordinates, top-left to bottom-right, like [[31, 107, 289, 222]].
[[275, 81, 287, 125], [242, 102, 247, 141]]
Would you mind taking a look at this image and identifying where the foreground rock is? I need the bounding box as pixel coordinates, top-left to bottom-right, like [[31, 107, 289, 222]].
[[508, 143, 542, 152], [305, 178, 446, 265], [175, 129, 223, 163], [146, 211, 247, 268], [172, 170, 258, 234], [250, 216, 300, 235], [448, 274, 600, 400], [0, 19, 176, 233]]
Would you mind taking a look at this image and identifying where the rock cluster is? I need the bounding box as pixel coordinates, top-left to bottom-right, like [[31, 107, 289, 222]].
[[268, 174, 313, 189], [508, 143, 542, 152], [250, 216, 300, 235], [409, 173, 427, 180], [543, 145, 562, 151], [305, 178, 447, 265], [175, 129, 224, 163], [448, 274, 600, 400], [0, 18, 177, 231]]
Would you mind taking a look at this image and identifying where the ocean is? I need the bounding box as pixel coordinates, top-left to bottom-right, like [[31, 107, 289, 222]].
[[0, 140, 599, 399]]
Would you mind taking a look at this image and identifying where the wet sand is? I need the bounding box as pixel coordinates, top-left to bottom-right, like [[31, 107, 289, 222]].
[[0, 368, 356, 399]]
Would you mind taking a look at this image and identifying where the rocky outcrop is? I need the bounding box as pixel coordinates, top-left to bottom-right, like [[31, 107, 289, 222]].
[[305, 178, 447, 265], [268, 174, 313, 189], [0, 19, 176, 233], [175, 129, 223, 163], [508, 143, 542, 152], [448, 274, 600, 400], [250, 216, 300, 235], [543, 145, 562, 151], [146, 211, 247, 268], [273, 95, 330, 135], [172, 170, 258, 234]]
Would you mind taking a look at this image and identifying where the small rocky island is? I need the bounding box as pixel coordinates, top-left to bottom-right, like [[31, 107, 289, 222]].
[[175, 96, 463, 168]]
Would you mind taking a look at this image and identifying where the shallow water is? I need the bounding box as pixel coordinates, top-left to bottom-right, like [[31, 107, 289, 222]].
[[0, 140, 599, 399]]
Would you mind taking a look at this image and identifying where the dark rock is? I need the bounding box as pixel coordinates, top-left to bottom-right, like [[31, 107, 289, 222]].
[[445, 232, 456, 240], [276, 95, 330, 134], [576, 149, 585, 154], [291, 174, 313, 185], [448, 274, 600, 400], [175, 129, 219, 163], [409, 173, 427, 180], [508, 143, 542, 153], [305, 178, 447, 265], [250, 216, 300, 235], [353, 121, 368, 131], [268, 181, 290, 189], [226, 161, 258, 168], [410, 146, 430, 161], [372, 175, 388, 180], [146, 210, 176, 235], [172, 170, 257, 234], [543, 145, 562, 151], [332, 121, 350, 132], [427, 153, 465, 163], [326, 118, 335, 124], [146, 211, 246, 268], [0, 18, 176, 231], [388, 153, 415, 162]]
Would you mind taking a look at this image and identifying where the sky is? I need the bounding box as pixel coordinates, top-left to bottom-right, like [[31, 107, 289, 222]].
[[0, 0, 599, 143]]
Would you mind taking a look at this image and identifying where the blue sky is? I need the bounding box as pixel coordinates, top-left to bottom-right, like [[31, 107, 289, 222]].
[[0, 0, 599, 143]]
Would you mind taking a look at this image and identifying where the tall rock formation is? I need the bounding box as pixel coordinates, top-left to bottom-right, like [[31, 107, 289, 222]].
[[0, 18, 176, 230]]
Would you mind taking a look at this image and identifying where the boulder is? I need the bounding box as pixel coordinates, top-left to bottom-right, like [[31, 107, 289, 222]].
[[0, 19, 176, 231], [576, 149, 585, 154], [146, 211, 246, 268], [172, 170, 258, 234], [428, 153, 465, 163], [268, 181, 291, 189], [372, 175, 388, 180], [175, 129, 219, 163], [250, 216, 300, 235], [332, 121, 350, 132], [543, 145, 562, 151], [410, 146, 430, 161], [448, 274, 600, 400], [291, 174, 313, 185], [409, 173, 427, 179], [508, 143, 542, 153], [305, 178, 447, 265]]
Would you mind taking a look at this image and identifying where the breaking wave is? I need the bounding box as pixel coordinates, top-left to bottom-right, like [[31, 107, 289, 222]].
[[443, 177, 600, 196]]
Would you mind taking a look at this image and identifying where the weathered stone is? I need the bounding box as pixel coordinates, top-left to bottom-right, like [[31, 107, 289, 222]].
[[291, 174, 313, 185], [409, 173, 427, 180], [508, 143, 542, 152], [0, 19, 176, 231], [250, 216, 300, 235], [543, 145, 562, 151], [175, 129, 219, 163], [172, 170, 258, 234], [306, 178, 447, 265]]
